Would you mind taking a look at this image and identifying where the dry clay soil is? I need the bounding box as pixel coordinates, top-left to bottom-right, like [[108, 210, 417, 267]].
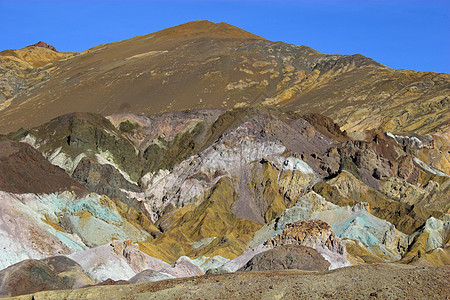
[[10, 264, 450, 300]]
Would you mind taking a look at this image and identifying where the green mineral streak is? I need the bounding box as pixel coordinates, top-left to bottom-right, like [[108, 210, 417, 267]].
[[41, 193, 121, 224], [2, 127, 27, 141], [119, 120, 139, 133], [6, 112, 211, 182], [67, 197, 121, 224], [340, 157, 362, 181], [201, 107, 260, 151], [143, 121, 205, 173], [6, 113, 142, 182]]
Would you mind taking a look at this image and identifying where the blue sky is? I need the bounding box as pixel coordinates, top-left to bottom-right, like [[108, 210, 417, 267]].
[[1, 0, 449, 73]]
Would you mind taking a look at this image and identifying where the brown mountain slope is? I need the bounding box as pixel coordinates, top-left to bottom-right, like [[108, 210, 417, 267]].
[[0, 21, 448, 136], [0, 42, 75, 68], [282, 68, 449, 135], [0, 43, 76, 110], [0, 20, 388, 134]]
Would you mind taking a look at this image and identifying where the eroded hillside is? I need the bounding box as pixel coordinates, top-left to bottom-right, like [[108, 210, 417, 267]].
[[0, 21, 449, 299], [0, 107, 448, 297], [0, 21, 448, 136]]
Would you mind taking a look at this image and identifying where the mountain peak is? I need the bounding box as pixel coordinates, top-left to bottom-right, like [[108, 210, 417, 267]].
[[152, 20, 266, 40], [28, 41, 58, 52]]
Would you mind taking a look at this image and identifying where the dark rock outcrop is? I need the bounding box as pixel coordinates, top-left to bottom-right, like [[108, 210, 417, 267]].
[[30, 41, 58, 52], [96, 278, 130, 286], [0, 140, 86, 194], [238, 245, 330, 272], [0, 256, 93, 298], [72, 157, 141, 208], [129, 269, 173, 283], [301, 113, 348, 141]]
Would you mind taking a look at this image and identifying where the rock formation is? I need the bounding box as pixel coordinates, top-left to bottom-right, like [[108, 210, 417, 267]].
[[238, 245, 330, 272], [266, 220, 350, 269], [0, 256, 93, 298], [0, 20, 448, 298]]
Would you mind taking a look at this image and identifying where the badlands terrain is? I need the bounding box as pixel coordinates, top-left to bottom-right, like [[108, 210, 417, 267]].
[[0, 21, 449, 299]]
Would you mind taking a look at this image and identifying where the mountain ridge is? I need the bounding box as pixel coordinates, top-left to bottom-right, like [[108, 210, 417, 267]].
[[148, 20, 268, 41], [3, 20, 441, 135]]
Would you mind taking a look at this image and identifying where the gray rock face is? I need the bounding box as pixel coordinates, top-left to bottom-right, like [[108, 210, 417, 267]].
[[72, 157, 141, 209], [409, 217, 450, 252], [68, 240, 170, 282], [142, 114, 288, 223], [238, 245, 330, 272]]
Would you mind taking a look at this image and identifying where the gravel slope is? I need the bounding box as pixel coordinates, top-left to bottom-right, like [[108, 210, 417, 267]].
[[10, 264, 450, 300]]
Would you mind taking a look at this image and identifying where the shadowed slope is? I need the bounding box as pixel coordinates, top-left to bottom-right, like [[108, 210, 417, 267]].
[[0, 140, 85, 194]]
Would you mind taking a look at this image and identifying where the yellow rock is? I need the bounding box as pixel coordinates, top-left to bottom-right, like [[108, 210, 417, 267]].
[[0, 46, 76, 68], [139, 177, 261, 263]]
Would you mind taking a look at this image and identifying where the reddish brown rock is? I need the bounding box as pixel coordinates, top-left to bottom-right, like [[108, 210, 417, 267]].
[[96, 278, 130, 286], [30, 41, 58, 52], [0, 140, 86, 194], [301, 113, 349, 141], [266, 220, 346, 256]]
